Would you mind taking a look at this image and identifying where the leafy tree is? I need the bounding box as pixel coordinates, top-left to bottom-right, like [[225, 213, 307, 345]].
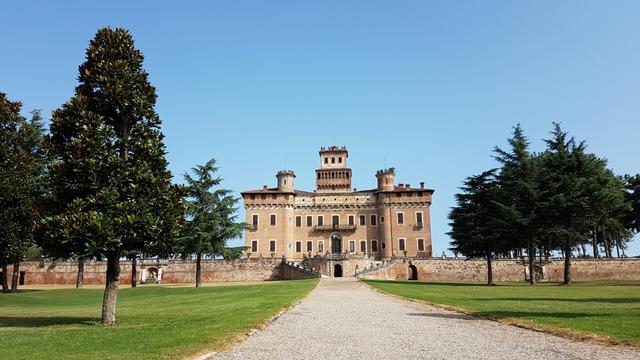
[[0, 93, 46, 293], [180, 159, 245, 287], [493, 124, 541, 284], [449, 170, 511, 285], [623, 174, 640, 235], [42, 28, 183, 324]]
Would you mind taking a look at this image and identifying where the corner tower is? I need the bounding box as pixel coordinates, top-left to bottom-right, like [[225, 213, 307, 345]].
[[316, 146, 352, 193], [276, 170, 295, 192]]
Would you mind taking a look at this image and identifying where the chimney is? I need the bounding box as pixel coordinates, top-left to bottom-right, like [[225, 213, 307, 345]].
[[420, 182, 425, 189], [406, 184, 411, 189], [263, 185, 268, 190]]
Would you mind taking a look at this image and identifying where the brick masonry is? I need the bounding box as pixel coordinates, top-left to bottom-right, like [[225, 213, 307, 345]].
[[357, 258, 640, 282]]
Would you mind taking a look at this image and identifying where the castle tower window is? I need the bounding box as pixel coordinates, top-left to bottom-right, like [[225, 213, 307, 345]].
[[318, 240, 324, 253], [332, 215, 339, 226], [295, 241, 302, 253], [416, 212, 423, 224], [398, 238, 406, 251], [261, 194, 266, 200], [306, 240, 313, 252], [317, 215, 324, 226], [324, 157, 328, 164], [359, 215, 366, 226], [331, 157, 335, 163], [251, 240, 258, 252], [370, 215, 377, 226], [360, 240, 366, 252], [306, 215, 313, 227], [348, 215, 355, 226], [349, 240, 355, 252], [269, 240, 276, 252], [252, 214, 259, 227], [397, 212, 404, 224], [371, 240, 378, 252], [339, 157, 342, 163], [417, 238, 425, 252], [272, 194, 278, 199], [270, 214, 277, 226], [295, 216, 302, 227]]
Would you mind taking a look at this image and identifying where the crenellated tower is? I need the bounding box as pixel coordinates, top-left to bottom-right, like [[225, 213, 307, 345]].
[[315, 146, 352, 193]]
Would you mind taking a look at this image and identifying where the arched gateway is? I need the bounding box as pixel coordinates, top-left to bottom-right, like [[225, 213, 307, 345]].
[[408, 264, 418, 280]]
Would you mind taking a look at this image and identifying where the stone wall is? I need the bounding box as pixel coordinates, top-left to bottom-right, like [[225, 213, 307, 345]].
[[357, 258, 640, 282], [10, 259, 284, 286]]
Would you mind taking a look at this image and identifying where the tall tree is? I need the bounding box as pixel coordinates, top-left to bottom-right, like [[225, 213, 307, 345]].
[[623, 174, 640, 235], [538, 124, 606, 285], [42, 28, 183, 324], [493, 124, 541, 284], [0, 92, 46, 293], [180, 159, 245, 288], [449, 170, 511, 285]]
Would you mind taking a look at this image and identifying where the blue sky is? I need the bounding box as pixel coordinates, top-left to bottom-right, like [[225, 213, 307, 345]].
[[2, 1, 639, 255]]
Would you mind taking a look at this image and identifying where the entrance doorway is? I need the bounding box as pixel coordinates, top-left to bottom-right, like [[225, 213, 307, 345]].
[[408, 265, 418, 280], [331, 234, 342, 254], [334, 264, 343, 277]]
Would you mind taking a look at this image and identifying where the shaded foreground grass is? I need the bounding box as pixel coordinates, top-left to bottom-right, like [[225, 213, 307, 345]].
[[363, 279, 640, 345], [0, 279, 318, 359]]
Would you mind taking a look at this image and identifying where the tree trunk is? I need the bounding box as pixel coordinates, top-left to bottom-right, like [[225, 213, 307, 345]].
[[580, 243, 587, 258], [101, 252, 121, 326], [486, 252, 494, 286], [10, 261, 19, 293], [1, 264, 8, 293], [76, 258, 85, 289], [131, 256, 137, 288], [592, 228, 599, 258], [603, 228, 611, 258], [195, 252, 202, 288], [615, 239, 621, 258], [528, 240, 536, 285], [563, 244, 572, 285]]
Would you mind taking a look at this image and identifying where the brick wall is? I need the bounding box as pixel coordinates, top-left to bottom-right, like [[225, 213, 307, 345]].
[[358, 258, 640, 282]]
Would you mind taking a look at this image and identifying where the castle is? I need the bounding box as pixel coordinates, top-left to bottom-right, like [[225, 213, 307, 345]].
[[241, 146, 434, 276]]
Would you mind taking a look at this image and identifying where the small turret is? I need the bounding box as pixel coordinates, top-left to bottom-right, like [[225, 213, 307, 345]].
[[376, 168, 395, 191], [276, 170, 295, 192]]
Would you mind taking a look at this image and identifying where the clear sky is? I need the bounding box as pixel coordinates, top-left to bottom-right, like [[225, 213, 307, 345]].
[[2, 1, 639, 255]]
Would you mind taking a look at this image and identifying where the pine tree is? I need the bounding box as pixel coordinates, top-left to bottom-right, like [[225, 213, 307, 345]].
[[493, 124, 541, 284], [449, 170, 511, 285], [180, 159, 246, 288]]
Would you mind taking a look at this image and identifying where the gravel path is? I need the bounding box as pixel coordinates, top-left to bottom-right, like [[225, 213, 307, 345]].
[[211, 278, 639, 360]]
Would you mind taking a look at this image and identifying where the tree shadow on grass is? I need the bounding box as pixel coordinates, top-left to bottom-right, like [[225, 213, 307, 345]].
[[473, 297, 640, 304], [365, 280, 487, 287], [408, 311, 603, 320], [407, 312, 476, 320], [0, 316, 98, 327]]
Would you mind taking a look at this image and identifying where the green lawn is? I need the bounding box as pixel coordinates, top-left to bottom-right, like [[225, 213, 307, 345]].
[[0, 279, 318, 360], [363, 279, 640, 345]]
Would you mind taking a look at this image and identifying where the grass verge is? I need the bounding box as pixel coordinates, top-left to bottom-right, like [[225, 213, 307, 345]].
[[0, 279, 319, 359], [362, 279, 640, 346]]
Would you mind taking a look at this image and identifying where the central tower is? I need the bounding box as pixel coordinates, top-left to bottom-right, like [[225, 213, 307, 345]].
[[316, 145, 352, 193]]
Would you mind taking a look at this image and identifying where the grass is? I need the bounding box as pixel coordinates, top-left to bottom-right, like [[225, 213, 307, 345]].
[[363, 279, 640, 346], [0, 279, 318, 359]]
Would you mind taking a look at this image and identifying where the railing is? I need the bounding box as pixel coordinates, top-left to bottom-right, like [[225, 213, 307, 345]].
[[327, 253, 346, 260], [248, 225, 258, 231], [314, 224, 357, 232], [413, 223, 424, 230]]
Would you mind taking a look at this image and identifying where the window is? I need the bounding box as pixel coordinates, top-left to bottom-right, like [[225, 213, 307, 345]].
[[331, 157, 335, 163], [332, 215, 339, 226], [261, 194, 266, 200], [317, 215, 324, 226], [417, 238, 425, 252], [250, 194, 255, 200], [295, 216, 302, 227], [272, 194, 277, 200], [348, 215, 355, 226], [349, 240, 355, 252], [359, 215, 366, 226], [306, 240, 313, 252], [252, 214, 259, 226], [371, 240, 378, 252], [397, 212, 404, 224], [370, 215, 377, 226], [251, 240, 258, 252], [269, 240, 276, 252], [270, 214, 276, 226], [324, 157, 328, 164], [380, 216, 385, 224], [382, 242, 386, 249], [396, 192, 401, 197], [416, 212, 423, 224], [306, 215, 313, 227], [360, 240, 366, 252], [295, 241, 302, 253], [318, 240, 324, 253], [398, 238, 406, 251]]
